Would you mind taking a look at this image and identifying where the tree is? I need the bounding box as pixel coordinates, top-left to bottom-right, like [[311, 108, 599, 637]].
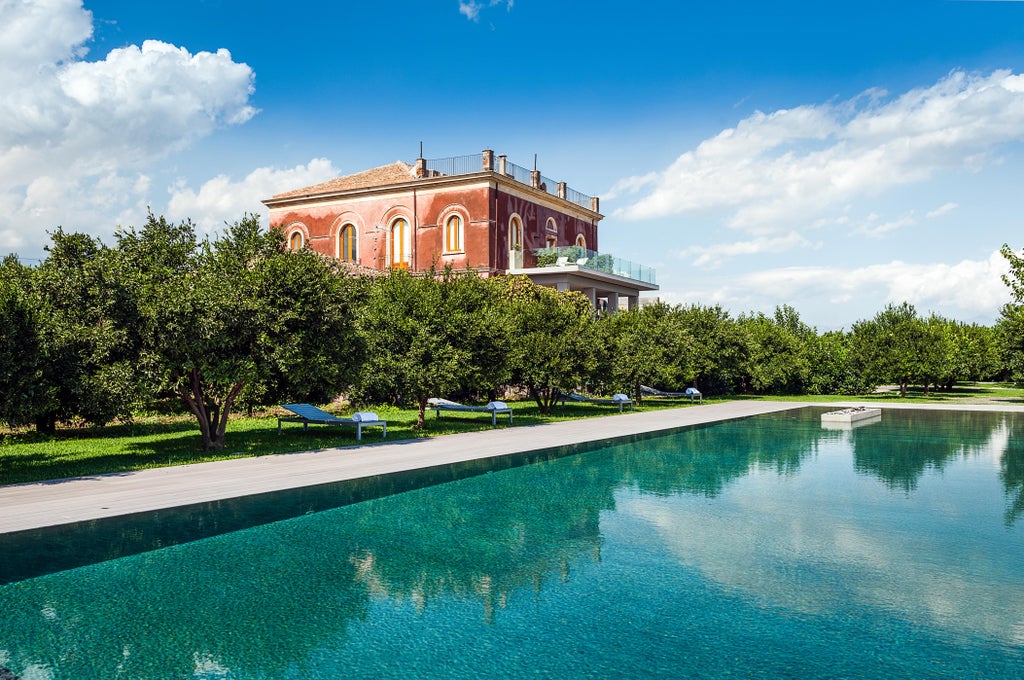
[[501, 277, 597, 413], [999, 243, 1024, 384], [996, 305, 1024, 383], [805, 330, 858, 395], [736, 307, 810, 394], [0, 256, 42, 427], [117, 213, 359, 451], [597, 302, 690, 402], [849, 303, 934, 397], [356, 268, 507, 429], [673, 304, 748, 394], [30, 230, 143, 432]]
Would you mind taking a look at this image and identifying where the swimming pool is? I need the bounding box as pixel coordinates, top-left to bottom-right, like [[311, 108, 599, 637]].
[[1, 407, 1022, 678]]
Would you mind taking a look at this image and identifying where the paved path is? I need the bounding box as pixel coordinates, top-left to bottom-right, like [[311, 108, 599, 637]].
[[2, 399, 1022, 535]]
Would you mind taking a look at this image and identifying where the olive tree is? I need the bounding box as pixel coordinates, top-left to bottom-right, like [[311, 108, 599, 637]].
[[0, 256, 42, 427], [501, 276, 597, 413], [117, 213, 360, 451], [356, 268, 509, 429]]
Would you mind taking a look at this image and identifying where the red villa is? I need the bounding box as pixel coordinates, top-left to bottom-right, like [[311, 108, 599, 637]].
[[262, 149, 658, 310]]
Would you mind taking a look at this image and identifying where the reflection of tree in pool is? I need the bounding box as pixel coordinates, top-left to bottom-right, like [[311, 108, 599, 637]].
[[1000, 419, 1024, 525], [0, 521, 372, 679], [0, 455, 618, 677], [611, 410, 824, 497], [851, 410, 1010, 492], [342, 454, 617, 622]]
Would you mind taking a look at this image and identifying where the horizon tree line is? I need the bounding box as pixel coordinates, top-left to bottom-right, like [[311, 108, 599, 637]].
[[1, 213, 1022, 450]]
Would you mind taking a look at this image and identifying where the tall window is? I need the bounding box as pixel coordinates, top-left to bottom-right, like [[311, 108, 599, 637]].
[[391, 217, 410, 268], [288, 231, 303, 250], [575, 234, 586, 249], [339, 224, 356, 262], [509, 215, 523, 250], [444, 214, 462, 253], [545, 235, 557, 249]]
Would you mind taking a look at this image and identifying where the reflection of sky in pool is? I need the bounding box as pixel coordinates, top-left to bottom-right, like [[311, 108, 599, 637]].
[[2, 408, 1023, 679]]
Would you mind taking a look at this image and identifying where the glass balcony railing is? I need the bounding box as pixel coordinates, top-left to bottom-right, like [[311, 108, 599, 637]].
[[531, 246, 656, 285]]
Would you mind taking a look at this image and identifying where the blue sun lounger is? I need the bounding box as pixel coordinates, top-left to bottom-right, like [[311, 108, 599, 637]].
[[277, 403, 387, 440], [426, 398, 513, 425], [640, 385, 703, 404]]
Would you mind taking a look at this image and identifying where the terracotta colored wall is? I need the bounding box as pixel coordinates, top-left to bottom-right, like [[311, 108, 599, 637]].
[[269, 181, 599, 273], [494, 190, 599, 270]]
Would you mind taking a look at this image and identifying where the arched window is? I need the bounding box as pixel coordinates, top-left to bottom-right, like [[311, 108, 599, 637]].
[[545, 235, 557, 249], [339, 224, 357, 262], [288, 231, 303, 250], [575, 234, 586, 249], [444, 214, 463, 253], [509, 215, 523, 251], [390, 217, 411, 269]]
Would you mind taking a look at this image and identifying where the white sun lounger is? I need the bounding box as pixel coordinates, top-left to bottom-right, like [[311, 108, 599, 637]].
[[277, 403, 387, 440], [427, 398, 513, 425], [558, 391, 633, 412], [640, 385, 703, 403]]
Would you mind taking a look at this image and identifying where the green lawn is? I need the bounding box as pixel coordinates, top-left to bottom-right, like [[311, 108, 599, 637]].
[[0, 398, 698, 486], [2, 383, 1020, 487]]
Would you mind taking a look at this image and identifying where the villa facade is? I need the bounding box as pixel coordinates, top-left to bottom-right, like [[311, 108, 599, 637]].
[[262, 149, 657, 310]]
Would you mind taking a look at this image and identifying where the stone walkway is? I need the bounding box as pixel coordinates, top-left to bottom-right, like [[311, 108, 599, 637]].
[[2, 399, 1022, 535]]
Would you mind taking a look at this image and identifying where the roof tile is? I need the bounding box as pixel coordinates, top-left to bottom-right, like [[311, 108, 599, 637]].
[[272, 161, 416, 199]]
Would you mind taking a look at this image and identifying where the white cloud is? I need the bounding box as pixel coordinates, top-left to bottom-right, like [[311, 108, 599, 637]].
[[612, 70, 1024, 233], [926, 202, 958, 218], [856, 212, 917, 238], [458, 0, 513, 22], [674, 231, 821, 267], [657, 249, 1012, 327], [0, 0, 257, 257], [166, 159, 341, 233], [458, 1, 482, 21]]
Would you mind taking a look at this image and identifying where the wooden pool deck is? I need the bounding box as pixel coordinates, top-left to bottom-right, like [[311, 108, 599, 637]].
[[2, 400, 1022, 535]]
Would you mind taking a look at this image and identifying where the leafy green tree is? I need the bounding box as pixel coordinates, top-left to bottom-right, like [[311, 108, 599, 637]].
[[999, 243, 1024, 384], [501, 276, 597, 413], [236, 246, 366, 412], [996, 305, 1024, 383], [736, 307, 810, 394], [805, 330, 860, 394], [117, 213, 359, 450], [673, 304, 748, 394], [595, 302, 691, 401], [30, 230, 143, 432], [849, 302, 936, 397], [0, 256, 42, 427], [356, 268, 507, 429]]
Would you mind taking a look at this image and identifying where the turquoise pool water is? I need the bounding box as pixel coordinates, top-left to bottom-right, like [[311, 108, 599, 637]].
[[1, 407, 1023, 678]]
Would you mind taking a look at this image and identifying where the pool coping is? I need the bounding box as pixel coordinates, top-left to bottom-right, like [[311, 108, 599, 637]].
[[2, 399, 1023, 535]]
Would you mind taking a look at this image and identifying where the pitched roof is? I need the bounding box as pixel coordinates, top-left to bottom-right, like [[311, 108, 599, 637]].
[[271, 161, 416, 199]]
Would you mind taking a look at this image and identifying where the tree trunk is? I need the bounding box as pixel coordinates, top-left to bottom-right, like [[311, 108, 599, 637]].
[[35, 412, 57, 434], [177, 371, 245, 451], [899, 381, 908, 398], [414, 394, 427, 430]]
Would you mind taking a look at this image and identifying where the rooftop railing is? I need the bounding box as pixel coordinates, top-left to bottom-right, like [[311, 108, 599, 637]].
[[425, 155, 480, 176], [503, 159, 533, 186], [532, 246, 656, 285], [423, 152, 595, 211]]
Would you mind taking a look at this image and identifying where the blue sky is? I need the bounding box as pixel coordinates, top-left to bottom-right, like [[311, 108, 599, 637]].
[[3, 0, 1024, 330]]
